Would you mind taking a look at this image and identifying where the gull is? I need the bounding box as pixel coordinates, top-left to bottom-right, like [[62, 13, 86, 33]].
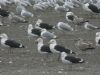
[[84, 21, 100, 30], [0, 8, 10, 17], [36, 38, 52, 54], [40, 29, 57, 39], [82, 3, 100, 14], [35, 38, 52, 61], [54, 4, 69, 13], [63, 0, 75, 9], [21, 9, 34, 18], [28, 24, 41, 37], [56, 22, 74, 31], [8, 12, 27, 23], [60, 52, 84, 64], [66, 11, 77, 22], [0, 8, 11, 24], [49, 39, 76, 54], [35, 19, 55, 30], [66, 11, 87, 24], [16, 4, 26, 15], [33, 3, 44, 12], [75, 38, 95, 51], [0, 33, 25, 48], [66, 11, 87, 30], [21, 0, 32, 6], [0, 0, 10, 6]]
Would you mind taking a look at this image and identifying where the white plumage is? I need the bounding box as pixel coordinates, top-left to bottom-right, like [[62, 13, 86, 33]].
[[60, 52, 84, 64], [84, 21, 100, 30], [21, 9, 34, 18], [95, 32, 100, 46]]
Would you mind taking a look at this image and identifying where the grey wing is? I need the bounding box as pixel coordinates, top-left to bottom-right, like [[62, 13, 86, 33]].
[[42, 32, 55, 39], [23, 11, 33, 17], [87, 24, 98, 29], [60, 24, 73, 31]]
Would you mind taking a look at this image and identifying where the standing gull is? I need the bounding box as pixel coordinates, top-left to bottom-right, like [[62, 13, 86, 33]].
[[35, 19, 55, 30], [0, 33, 25, 48], [36, 38, 52, 54], [49, 39, 75, 54], [28, 24, 41, 37]]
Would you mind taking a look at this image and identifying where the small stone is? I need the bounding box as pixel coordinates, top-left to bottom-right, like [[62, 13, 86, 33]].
[[0, 61, 2, 63], [58, 71, 63, 74], [17, 70, 22, 72], [8, 61, 13, 64], [42, 71, 46, 74]]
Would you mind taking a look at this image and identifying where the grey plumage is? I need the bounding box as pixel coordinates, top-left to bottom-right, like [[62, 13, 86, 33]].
[[57, 22, 74, 31], [41, 29, 57, 39], [84, 22, 100, 30]]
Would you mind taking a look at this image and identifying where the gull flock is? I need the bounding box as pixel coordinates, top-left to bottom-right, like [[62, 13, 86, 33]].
[[0, 0, 100, 64]]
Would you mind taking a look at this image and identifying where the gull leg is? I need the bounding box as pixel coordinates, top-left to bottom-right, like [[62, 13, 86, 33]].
[[8, 48, 13, 54], [57, 53, 61, 61]]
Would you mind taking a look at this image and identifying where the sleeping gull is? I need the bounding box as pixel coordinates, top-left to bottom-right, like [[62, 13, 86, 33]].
[[75, 38, 95, 51], [84, 21, 100, 30], [60, 52, 84, 64], [9, 12, 27, 23], [40, 29, 57, 39], [16, 4, 26, 15], [56, 22, 74, 31], [54, 3, 69, 13], [0, 8, 10, 17]]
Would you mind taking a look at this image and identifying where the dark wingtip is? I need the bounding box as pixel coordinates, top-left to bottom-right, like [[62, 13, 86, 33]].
[[79, 59, 85, 63], [22, 45, 25, 48], [72, 52, 76, 54]]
